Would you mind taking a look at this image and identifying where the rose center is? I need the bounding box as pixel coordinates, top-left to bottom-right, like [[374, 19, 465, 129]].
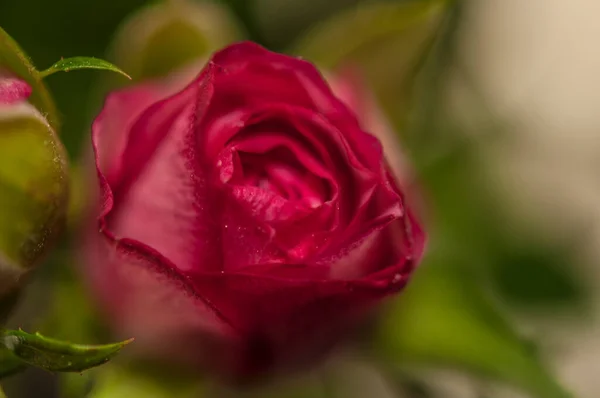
[[235, 147, 330, 207]]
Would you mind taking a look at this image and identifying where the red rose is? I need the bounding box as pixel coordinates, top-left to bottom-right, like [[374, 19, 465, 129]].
[[87, 42, 425, 379]]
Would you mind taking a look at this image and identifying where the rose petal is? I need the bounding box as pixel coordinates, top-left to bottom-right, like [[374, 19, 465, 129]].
[[211, 43, 386, 173], [93, 84, 171, 185], [85, 230, 237, 364], [0, 74, 31, 105], [100, 66, 227, 274]]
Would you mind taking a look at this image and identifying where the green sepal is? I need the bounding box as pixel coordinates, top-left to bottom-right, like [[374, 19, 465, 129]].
[[0, 329, 132, 373], [0, 26, 58, 129]]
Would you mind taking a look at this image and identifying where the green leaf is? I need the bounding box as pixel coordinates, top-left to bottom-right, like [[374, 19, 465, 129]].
[[84, 365, 204, 398], [489, 239, 588, 310], [376, 255, 572, 398], [39, 57, 130, 80], [0, 26, 59, 129], [0, 329, 132, 372]]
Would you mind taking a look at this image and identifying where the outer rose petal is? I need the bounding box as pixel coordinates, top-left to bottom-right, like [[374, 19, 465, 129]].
[[93, 61, 204, 186], [85, 231, 235, 363], [90, 64, 237, 360], [185, 266, 413, 377], [94, 83, 168, 186]]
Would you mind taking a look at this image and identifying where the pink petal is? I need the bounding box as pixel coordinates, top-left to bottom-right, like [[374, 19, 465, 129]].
[[84, 229, 237, 365], [205, 42, 383, 172], [93, 83, 172, 186], [99, 65, 225, 274], [0, 75, 31, 104]]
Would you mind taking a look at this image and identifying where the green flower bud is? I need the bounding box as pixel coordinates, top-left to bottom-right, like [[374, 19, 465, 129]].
[[0, 79, 68, 297], [110, 0, 243, 81]]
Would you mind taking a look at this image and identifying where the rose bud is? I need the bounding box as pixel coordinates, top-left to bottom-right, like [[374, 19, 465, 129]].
[[0, 72, 68, 301], [109, 0, 242, 81], [85, 42, 425, 380]]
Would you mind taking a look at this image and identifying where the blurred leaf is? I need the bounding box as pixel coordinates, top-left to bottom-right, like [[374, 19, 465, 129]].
[[294, 0, 446, 67], [40, 260, 108, 345], [132, 20, 208, 80], [294, 0, 447, 127], [0, 347, 26, 379], [61, 370, 94, 398], [489, 240, 588, 309], [85, 365, 204, 398], [398, 380, 432, 398], [39, 57, 130, 80], [376, 254, 572, 398], [211, 374, 329, 398], [1, 329, 132, 372], [253, 0, 363, 49], [405, 0, 462, 155], [0, 27, 58, 129]]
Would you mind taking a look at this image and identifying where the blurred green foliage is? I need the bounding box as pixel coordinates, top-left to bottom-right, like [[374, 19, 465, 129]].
[[294, 0, 446, 128], [377, 254, 571, 398]]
